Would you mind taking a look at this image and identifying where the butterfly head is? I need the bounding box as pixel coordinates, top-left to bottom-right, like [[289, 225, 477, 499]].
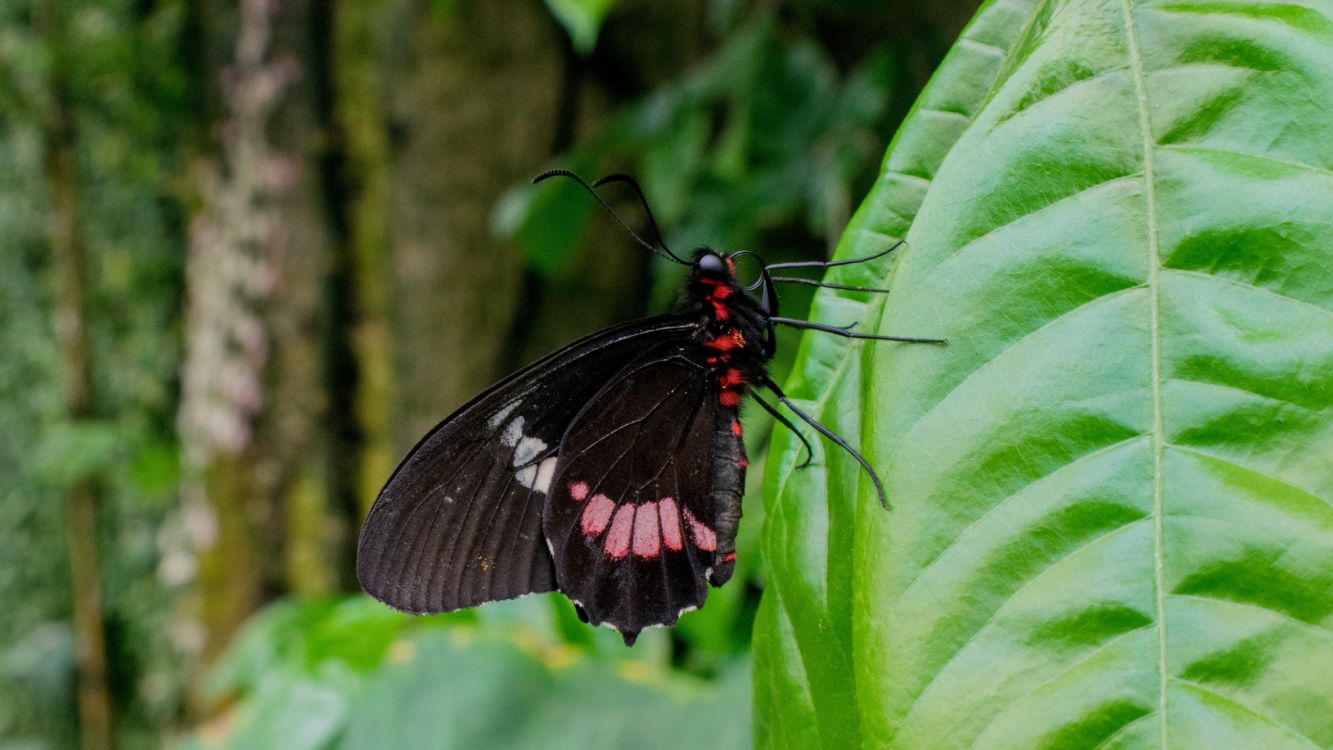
[[692, 248, 732, 280]]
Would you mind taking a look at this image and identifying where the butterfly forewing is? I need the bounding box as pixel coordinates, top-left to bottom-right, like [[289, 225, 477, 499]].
[[357, 316, 694, 613], [543, 342, 746, 639]]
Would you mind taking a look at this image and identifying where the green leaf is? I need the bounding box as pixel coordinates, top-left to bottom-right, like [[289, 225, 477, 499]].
[[30, 420, 125, 488], [759, 0, 1333, 747], [544, 0, 617, 55], [493, 175, 596, 277], [752, 0, 1036, 744], [338, 630, 750, 750]]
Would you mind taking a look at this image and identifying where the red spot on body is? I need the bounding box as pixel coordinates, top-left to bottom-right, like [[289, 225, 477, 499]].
[[720, 369, 743, 387], [711, 285, 732, 300], [683, 508, 717, 552], [738, 458, 749, 469], [633, 503, 661, 559], [722, 552, 736, 563], [719, 390, 741, 407], [730, 420, 743, 436], [581, 494, 615, 536], [659, 498, 683, 551], [711, 300, 730, 320], [569, 481, 589, 501], [604, 504, 635, 559], [704, 329, 745, 351], [725, 257, 736, 274]]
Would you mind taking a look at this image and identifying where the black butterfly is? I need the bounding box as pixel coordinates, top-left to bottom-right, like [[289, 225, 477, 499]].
[[356, 171, 942, 645]]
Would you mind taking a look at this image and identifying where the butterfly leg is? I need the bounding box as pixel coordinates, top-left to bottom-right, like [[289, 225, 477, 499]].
[[751, 392, 814, 469], [771, 316, 946, 344], [761, 377, 891, 509], [768, 276, 890, 293]]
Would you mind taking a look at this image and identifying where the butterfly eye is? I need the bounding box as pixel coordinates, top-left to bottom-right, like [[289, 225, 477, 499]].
[[697, 252, 726, 276]]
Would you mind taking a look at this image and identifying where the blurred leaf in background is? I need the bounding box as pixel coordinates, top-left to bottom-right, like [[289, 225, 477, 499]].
[[545, 0, 618, 55], [180, 597, 749, 750]]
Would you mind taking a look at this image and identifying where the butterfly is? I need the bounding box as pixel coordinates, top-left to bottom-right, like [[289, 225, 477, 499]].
[[356, 171, 943, 645]]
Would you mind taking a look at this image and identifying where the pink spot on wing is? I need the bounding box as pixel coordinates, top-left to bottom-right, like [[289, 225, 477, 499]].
[[682, 508, 717, 551], [659, 498, 683, 551], [604, 504, 634, 559], [569, 481, 589, 501], [581, 494, 615, 536], [633, 503, 661, 559]]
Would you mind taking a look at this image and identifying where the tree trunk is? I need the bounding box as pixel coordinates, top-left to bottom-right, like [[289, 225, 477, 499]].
[[36, 1, 114, 747], [387, 0, 565, 448]]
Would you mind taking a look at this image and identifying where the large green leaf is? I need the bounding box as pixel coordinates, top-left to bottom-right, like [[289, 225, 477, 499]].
[[752, 0, 1045, 745], [757, 0, 1333, 748]]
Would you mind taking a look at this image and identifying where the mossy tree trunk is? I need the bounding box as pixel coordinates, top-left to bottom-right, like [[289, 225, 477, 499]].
[[37, 1, 113, 745]]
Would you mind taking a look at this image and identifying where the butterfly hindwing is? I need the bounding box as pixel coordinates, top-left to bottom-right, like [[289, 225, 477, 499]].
[[357, 316, 694, 614], [543, 342, 747, 641]]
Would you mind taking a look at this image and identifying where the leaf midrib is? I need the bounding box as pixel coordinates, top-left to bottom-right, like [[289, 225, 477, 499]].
[[1118, 1, 1170, 745]]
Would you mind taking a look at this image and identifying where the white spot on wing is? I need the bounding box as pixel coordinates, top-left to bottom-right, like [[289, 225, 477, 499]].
[[487, 400, 521, 430], [533, 457, 556, 494], [512, 435, 547, 467], [500, 416, 525, 448], [515, 464, 537, 488]]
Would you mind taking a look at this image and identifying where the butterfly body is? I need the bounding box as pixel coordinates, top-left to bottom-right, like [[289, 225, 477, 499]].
[[358, 249, 775, 645]]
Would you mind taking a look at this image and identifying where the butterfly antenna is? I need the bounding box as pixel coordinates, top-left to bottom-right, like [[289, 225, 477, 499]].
[[591, 174, 688, 265], [761, 377, 889, 509], [751, 391, 814, 469], [532, 169, 688, 265], [764, 240, 906, 272]]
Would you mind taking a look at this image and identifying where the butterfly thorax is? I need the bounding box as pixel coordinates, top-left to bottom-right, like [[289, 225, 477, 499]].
[[677, 250, 773, 407]]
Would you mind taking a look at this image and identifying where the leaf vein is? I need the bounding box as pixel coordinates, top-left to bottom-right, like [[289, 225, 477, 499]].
[[900, 519, 1149, 725], [1168, 444, 1333, 512], [1168, 376, 1327, 418], [1165, 267, 1333, 317], [899, 285, 1144, 442], [1173, 679, 1325, 750], [905, 434, 1149, 589], [1092, 712, 1158, 750], [962, 625, 1156, 750], [1162, 142, 1333, 181], [925, 174, 1139, 285], [1172, 592, 1333, 637]]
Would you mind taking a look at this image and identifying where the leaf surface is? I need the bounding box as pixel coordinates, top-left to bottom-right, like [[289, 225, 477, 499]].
[[758, 0, 1333, 747]]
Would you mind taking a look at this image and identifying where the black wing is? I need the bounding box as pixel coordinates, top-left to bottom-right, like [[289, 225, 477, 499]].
[[357, 315, 695, 614], [543, 342, 747, 643]]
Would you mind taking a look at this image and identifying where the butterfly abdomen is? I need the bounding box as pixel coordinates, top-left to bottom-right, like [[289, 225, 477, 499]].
[[708, 412, 746, 588]]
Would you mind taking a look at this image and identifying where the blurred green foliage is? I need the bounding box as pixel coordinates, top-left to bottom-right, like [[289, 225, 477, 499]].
[[181, 597, 748, 750], [0, 0, 960, 747], [2, 1, 190, 746], [544, 0, 618, 54], [503, 15, 897, 309]]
